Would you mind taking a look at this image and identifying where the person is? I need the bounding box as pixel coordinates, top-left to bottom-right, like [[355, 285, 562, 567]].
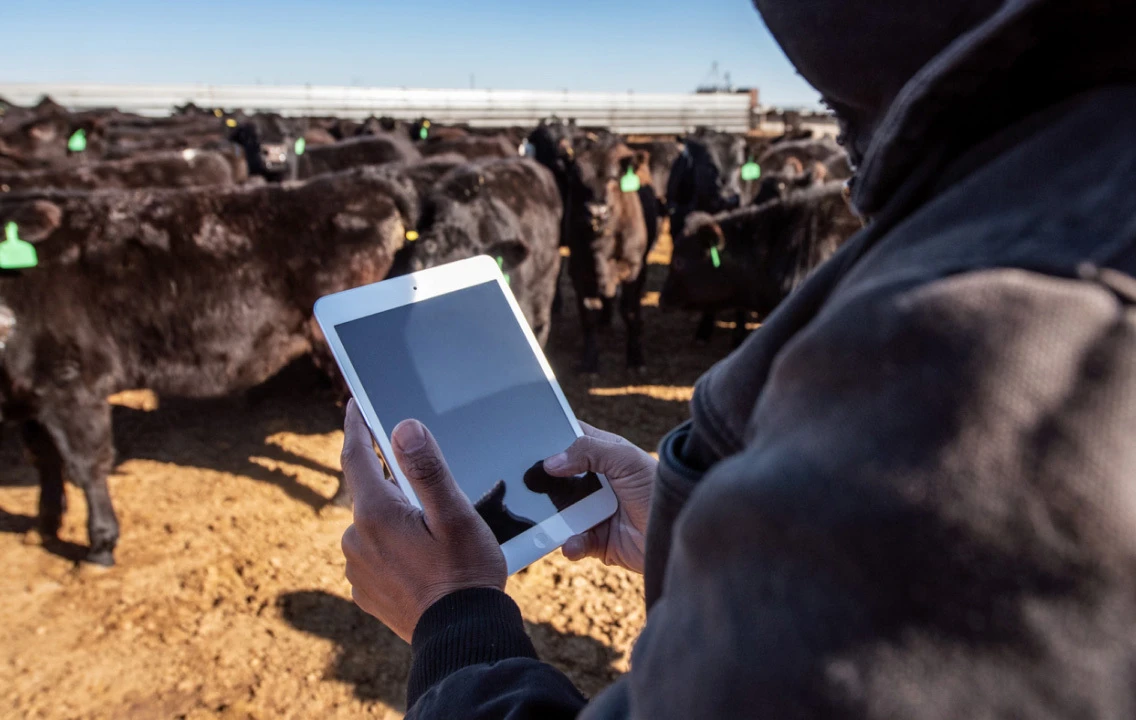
[[340, 0, 1136, 716]]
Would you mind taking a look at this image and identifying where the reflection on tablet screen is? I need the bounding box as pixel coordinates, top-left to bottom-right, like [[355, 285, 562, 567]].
[[335, 281, 601, 544]]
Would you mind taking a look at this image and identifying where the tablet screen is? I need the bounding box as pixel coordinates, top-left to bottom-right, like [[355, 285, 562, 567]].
[[335, 280, 601, 544]]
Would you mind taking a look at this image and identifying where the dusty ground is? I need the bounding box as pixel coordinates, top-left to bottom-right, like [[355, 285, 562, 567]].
[[0, 236, 746, 719]]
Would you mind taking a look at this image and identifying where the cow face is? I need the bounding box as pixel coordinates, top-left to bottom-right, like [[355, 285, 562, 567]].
[[667, 132, 746, 220], [415, 167, 531, 275], [661, 213, 737, 311], [568, 139, 634, 232], [229, 114, 300, 182]]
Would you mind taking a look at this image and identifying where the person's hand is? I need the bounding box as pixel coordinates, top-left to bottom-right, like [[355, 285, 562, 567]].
[[543, 422, 656, 574], [340, 400, 506, 642]]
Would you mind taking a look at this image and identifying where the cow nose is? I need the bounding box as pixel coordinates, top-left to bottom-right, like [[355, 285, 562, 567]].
[[586, 203, 609, 230]]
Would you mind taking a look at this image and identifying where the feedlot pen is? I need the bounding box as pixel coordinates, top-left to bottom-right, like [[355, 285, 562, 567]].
[[0, 234, 743, 719]]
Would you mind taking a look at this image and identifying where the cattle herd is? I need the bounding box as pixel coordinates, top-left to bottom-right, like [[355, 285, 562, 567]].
[[0, 95, 860, 567]]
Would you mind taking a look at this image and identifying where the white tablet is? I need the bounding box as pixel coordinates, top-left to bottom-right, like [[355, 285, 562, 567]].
[[314, 255, 617, 573]]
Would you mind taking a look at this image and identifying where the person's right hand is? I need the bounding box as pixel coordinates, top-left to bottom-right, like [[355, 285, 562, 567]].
[[543, 422, 655, 574]]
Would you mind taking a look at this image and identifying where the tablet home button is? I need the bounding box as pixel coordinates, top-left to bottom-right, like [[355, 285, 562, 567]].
[[533, 532, 550, 549]]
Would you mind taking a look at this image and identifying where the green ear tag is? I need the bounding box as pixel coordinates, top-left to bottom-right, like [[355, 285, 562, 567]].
[[294, 137, 306, 156], [0, 222, 39, 270], [419, 126, 429, 140], [740, 160, 761, 182], [67, 129, 87, 153], [620, 167, 641, 193], [710, 246, 721, 269], [496, 255, 510, 285]]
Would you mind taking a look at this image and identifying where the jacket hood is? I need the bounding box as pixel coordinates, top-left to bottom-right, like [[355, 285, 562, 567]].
[[754, 0, 1136, 215]]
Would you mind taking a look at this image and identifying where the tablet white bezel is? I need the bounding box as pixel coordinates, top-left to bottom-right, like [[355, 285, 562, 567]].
[[314, 255, 617, 574]]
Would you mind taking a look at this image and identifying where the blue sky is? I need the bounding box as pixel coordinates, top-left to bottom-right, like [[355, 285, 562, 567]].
[[0, 0, 821, 107]]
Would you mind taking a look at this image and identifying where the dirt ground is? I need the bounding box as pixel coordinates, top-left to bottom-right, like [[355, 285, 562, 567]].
[[0, 236, 745, 719]]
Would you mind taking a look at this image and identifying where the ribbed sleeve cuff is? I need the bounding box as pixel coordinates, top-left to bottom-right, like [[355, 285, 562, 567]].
[[407, 588, 537, 706]]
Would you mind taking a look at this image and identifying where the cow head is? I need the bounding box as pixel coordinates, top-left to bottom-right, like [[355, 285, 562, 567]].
[[229, 114, 300, 182], [413, 165, 531, 276], [661, 212, 736, 311]]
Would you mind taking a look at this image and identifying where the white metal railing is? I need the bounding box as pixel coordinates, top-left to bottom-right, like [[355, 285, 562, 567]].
[[0, 83, 756, 134]]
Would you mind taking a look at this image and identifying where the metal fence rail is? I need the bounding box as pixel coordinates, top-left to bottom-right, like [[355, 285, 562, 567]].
[[0, 83, 756, 134]]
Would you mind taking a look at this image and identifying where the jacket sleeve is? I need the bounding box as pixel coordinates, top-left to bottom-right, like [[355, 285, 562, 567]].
[[618, 269, 1136, 718], [405, 588, 587, 719]]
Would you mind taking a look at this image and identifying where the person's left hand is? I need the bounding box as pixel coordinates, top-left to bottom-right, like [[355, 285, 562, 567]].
[[340, 400, 506, 642]]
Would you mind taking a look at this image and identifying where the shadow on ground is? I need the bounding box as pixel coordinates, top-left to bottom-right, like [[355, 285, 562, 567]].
[[279, 589, 623, 710]]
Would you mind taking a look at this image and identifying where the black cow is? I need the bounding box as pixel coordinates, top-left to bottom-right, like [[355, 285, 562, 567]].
[[662, 182, 862, 342], [528, 122, 653, 371], [0, 167, 416, 566], [229, 114, 305, 182], [404, 157, 562, 346], [665, 129, 746, 242], [0, 102, 108, 169], [757, 136, 845, 174], [0, 148, 245, 192], [419, 135, 518, 161], [296, 133, 422, 179]]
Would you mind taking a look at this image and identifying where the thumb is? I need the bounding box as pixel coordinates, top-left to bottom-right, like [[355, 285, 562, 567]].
[[390, 419, 471, 529], [544, 435, 628, 478], [562, 527, 604, 562]]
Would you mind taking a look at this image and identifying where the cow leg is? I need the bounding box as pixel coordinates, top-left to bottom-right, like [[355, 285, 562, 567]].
[[41, 399, 119, 566], [694, 311, 716, 345], [599, 297, 615, 329], [620, 280, 647, 372], [22, 421, 67, 539], [577, 297, 602, 375], [551, 255, 568, 317], [731, 309, 750, 348]]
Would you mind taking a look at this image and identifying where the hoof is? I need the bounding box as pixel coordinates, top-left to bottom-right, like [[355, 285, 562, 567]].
[[85, 548, 116, 568]]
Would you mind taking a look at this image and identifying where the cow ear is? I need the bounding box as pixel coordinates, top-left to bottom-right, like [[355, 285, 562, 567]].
[[486, 239, 529, 270], [683, 213, 724, 249], [5, 200, 62, 242]]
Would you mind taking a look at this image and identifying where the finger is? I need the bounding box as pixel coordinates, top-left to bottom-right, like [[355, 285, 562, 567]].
[[341, 400, 404, 517], [578, 421, 627, 445], [543, 434, 628, 477], [561, 525, 606, 562], [390, 419, 473, 531]]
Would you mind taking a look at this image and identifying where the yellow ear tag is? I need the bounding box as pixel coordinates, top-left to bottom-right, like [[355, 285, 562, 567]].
[[225, 118, 237, 128], [213, 108, 223, 118], [405, 230, 419, 242]]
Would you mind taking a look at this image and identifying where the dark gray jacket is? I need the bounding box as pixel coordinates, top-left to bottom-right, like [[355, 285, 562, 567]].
[[407, 2, 1136, 717]]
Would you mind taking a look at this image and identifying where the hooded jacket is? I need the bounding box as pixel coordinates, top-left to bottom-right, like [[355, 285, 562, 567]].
[[404, 1, 1136, 717]]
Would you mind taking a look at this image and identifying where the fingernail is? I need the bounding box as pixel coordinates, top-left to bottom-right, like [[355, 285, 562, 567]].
[[563, 536, 584, 558], [393, 420, 426, 452], [544, 453, 568, 472]]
